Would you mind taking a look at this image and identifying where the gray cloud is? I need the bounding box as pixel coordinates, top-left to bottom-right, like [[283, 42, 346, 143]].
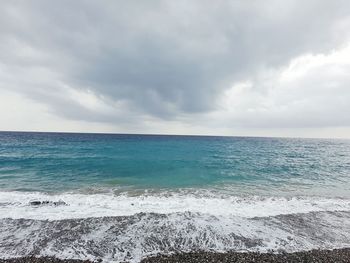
[[1, 0, 350, 133]]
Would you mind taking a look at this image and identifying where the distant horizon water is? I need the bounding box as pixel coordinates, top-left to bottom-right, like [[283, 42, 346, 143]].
[[2, 130, 350, 140]]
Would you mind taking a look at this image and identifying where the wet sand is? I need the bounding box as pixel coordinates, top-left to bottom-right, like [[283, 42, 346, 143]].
[[1, 248, 350, 263]]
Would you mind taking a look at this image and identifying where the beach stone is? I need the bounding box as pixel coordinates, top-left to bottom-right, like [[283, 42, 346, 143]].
[[29, 201, 42, 206], [29, 201, 67, 206]]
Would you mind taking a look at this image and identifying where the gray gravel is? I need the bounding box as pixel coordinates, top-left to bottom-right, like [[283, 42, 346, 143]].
[[1, 248, 350, 262], [141, 248, 350, 263]]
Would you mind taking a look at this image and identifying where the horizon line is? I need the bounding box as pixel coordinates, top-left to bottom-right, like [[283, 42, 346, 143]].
[[0, 130, 348, 141]]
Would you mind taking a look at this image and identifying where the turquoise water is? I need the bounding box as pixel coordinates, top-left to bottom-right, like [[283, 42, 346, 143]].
[[0, 131, 349, 196], [1, 132, 350, 261]]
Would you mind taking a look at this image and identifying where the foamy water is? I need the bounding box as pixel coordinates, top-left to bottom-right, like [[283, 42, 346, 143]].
[[1, 190, 350, 262], [0, 191, 350, 220], [1, 209, 350, 262]]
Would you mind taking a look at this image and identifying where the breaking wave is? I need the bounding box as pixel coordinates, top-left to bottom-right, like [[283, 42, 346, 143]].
[[1, 211, 350, 262], [0, 190, 349, 220], [0, 191, 350, 262]]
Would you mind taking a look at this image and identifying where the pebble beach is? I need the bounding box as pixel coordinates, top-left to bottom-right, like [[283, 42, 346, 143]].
[[1, 248, 350, 263]]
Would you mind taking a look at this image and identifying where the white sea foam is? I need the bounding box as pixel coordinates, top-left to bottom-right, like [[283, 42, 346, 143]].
[[0, 190, 349, 220], [1, 211, 350, 262], [1, 191, 350, 262]]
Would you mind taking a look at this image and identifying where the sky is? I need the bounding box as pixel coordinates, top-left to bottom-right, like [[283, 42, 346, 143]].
[[1, 1, 350, 138]]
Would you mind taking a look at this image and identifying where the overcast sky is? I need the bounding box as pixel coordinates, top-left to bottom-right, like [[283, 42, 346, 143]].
[[1, 1, 350, 138]]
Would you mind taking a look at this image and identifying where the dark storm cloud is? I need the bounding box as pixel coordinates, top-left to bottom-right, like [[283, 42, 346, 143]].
[[0, 0, 350, 126]]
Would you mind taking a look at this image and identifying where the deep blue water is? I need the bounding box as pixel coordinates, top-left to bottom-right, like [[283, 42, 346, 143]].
[[0, 131, 349, 197]]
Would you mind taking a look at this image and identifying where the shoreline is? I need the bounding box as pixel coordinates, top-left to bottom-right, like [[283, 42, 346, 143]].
[[142, 248, 350, 262], [1, 248, 350, 263]]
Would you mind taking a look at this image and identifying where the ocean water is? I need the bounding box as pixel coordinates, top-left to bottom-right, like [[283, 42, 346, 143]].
[[0, 132, 350, 262]]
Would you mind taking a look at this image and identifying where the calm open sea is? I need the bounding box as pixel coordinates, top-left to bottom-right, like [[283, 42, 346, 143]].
[[1, 131, 350, 262]]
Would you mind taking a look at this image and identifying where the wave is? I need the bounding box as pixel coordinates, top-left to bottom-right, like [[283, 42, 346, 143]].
[[1, 211, 350, 262], [0, 190, 349, 220], [1, 191, 350, 262]]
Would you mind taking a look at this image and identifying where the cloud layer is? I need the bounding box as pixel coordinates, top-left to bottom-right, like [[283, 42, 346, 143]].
[[1, 0, 350, 137]]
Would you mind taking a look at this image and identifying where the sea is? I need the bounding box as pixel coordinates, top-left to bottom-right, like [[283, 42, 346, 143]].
[[0, 131, 350, 262]]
